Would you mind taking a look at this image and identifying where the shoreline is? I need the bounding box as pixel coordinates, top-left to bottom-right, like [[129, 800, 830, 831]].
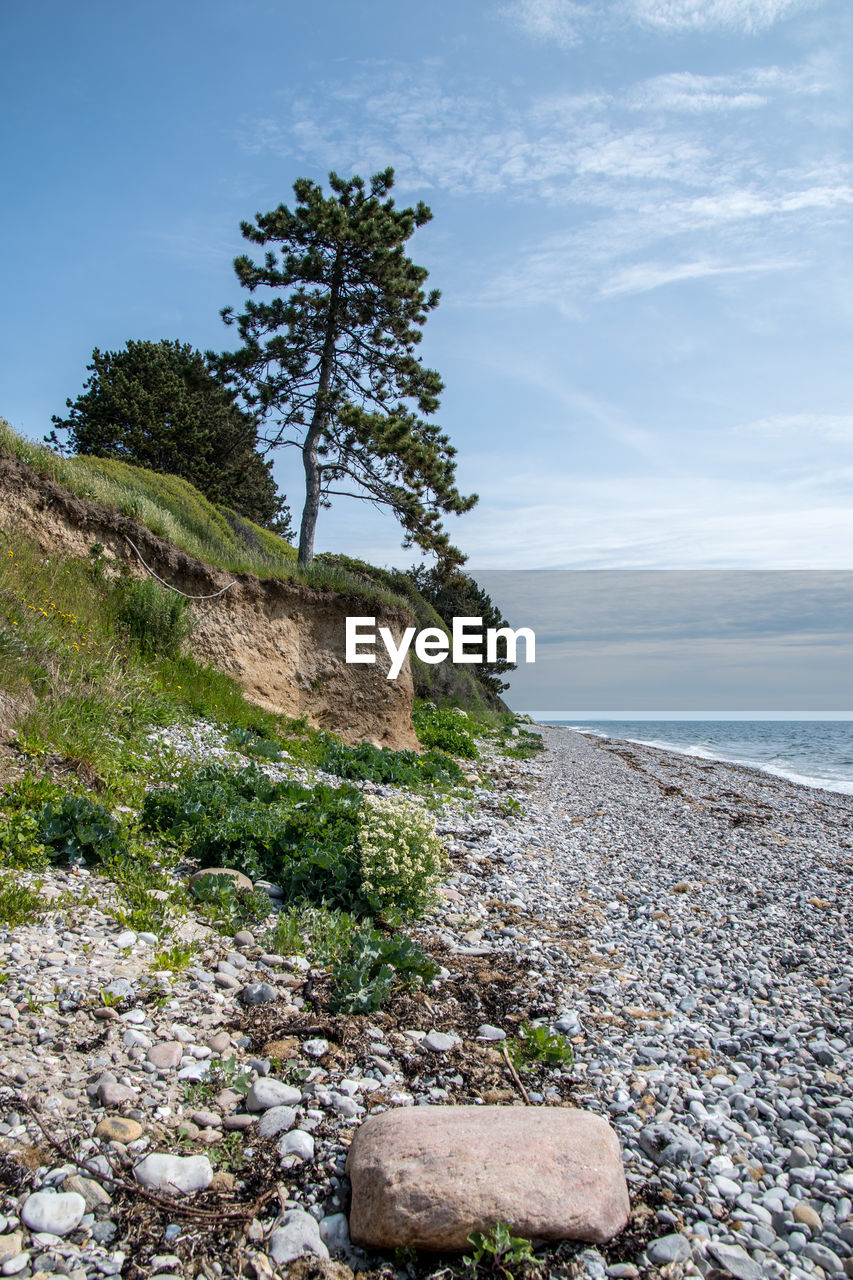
[[541, 720, 853, 799]]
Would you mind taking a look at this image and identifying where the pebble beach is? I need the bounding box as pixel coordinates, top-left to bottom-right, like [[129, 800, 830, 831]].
[[1, 722, 851, 1280]]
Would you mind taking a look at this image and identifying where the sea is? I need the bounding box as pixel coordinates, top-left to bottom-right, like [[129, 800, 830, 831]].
[[546, 720, 853, 797]]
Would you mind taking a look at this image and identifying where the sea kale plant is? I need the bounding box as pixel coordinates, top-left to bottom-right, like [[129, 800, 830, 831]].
[[140, 763, 365, 910], [357, 795, 447, 921]]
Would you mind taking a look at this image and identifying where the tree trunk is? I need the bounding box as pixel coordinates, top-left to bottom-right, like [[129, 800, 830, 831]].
[[298, 428, 322, 566], [297, 256, 344, 568]]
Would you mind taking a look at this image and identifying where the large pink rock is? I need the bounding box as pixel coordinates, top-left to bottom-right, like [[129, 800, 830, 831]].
[[346, 1105, 630, 1251]]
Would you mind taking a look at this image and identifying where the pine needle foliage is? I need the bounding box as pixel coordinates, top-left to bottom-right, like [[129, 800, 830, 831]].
[[214, 168, 477, 566]]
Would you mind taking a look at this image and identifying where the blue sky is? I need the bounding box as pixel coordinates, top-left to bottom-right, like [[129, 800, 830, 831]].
[[2, 0, 852, 569]]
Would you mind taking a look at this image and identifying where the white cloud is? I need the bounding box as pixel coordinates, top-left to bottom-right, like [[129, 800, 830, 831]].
[[499, 0, 590, 47], [501, 0, 824, 42], [458, 486, 853, 568], [245, 51, 849, 312], [600, 256, 800, 295], [628, 70, 771, 113], [739, 413, 853, 441], [627, 0, 819, 34]]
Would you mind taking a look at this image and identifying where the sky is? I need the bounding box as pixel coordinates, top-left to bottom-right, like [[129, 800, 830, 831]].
[[2, 0, 852, 570], [473, 570, 853, 713]]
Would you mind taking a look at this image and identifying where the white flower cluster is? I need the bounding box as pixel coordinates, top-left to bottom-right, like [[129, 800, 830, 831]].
[[357, 796, 448, 919]]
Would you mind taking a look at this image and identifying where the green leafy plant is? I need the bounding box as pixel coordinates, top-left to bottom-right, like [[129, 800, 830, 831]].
[[0, 810, 50, 869], [40, 793, 126, 865], [227, 726, 283, 761], [412, 702, 479, 759], [113, 577, 194, 659], [315, 733, 462, 788], [496, 795, 523, 818], [150, 941, 198, 972], [0, 879, 48, 929], [190, 873, 272, 934], [264, 904, 357, 965], [183, 1053, 252, 1107], [357, 796, 447, 920], [102, 847, 186, 937], [141, 765, 366, 910], [464, 1223, 536, 1279], [330, 925, 439, 1014], [508, 1021, 574, 1072], [501, 728, 544, 760]]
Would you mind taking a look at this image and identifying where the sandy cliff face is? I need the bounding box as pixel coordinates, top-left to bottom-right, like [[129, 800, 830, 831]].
[[0, 456, 418, 749]]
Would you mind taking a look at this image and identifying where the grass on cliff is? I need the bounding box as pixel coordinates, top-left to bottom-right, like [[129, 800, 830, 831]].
[[0, 532, 289, 805], [0, 419, 407, 611]]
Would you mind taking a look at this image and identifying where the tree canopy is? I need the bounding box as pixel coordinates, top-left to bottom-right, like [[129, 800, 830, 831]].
[[212, 168, 476, 567], [49, 339, 291, 533]]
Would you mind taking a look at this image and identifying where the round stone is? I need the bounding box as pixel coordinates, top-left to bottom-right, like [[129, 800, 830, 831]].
[[21, 1191, 86, 1236], [96, 1117, 144, 1144], [646, 1234, 690, 1266], [793, 1203, 822, 1232], [147, 1042, 183, 1070], [246, 1078, 302, 1112], [133, 1153, 213, 1195], [278, 1129, 315, 1162], [239, 982, 277, 1006], [423, 1030, 459, 1053], [257, 1106, 297, 1138]]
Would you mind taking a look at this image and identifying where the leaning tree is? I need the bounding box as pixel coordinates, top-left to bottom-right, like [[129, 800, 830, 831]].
[[212, 167, 477, 567]]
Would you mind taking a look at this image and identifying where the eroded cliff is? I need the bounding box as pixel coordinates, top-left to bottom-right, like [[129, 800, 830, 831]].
[[0, 456, 418, 749]]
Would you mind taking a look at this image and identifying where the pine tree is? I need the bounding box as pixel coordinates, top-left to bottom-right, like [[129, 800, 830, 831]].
[[213, 168, 477, 567], [49, 339, 291, 532]]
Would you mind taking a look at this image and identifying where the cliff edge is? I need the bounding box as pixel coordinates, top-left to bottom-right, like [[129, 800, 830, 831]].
[[0, 454, 418, 750]]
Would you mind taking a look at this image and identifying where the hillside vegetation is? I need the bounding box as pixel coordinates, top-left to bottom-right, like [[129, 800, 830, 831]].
[[0, 420, 509, 717], [0, 424, 528, 924]]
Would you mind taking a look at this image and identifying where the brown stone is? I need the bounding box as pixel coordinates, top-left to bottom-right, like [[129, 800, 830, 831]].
[[347, 1105, 630, 1251], [210, 1170, 236, 1193], [287, 1261, 354, 1280], [96, 1117, 143, 1144], [793, 1203, 822, 1232], [63, 1174, 112, 1210], [189, 867, 253, 893], [206, 1031, 232, 1054], [263, 1037, 300, 1058], [96, 1079, 137, 1106], [147, 1041, 183, 1070]]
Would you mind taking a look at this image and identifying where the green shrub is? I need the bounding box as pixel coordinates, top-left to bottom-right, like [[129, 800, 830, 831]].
[[141, 765, 366, 911], [357, 796, 447, 920], [412, 701, 478, 759], [102, 847, 186, 937], [190, 872, 272, 933], [150, 941, 197, 972], [0, 879, 49, 929], [0, 810, 50, 869], [114, 577, 193, 659], [227, 727, 283, 761], [508, 1021, 574, 1072], [263, 904, 360, 964], [315, 733, 462, 787], [40, 793, 126, 864], [501, 727, 544, 759], [329, 925, 440, 1014]]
